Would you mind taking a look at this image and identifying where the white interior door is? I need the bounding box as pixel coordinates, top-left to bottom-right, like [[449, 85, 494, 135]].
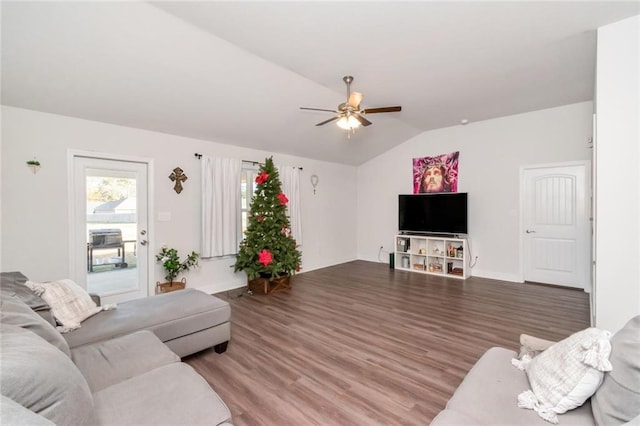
[[71, 155, 150, 304], [522, 162, 590, 289]]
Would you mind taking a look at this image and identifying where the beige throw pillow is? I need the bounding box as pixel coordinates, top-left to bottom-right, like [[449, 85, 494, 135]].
[[24, 279, 111, 332], [513, 327, 613, 424]]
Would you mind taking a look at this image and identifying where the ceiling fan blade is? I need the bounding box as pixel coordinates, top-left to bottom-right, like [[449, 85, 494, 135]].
[[354, 113, 372, 127], [361, 106, 402, 114], [300, 107, 339, 113], [348, 92, 363, 108], [315, 116, 340, 126]]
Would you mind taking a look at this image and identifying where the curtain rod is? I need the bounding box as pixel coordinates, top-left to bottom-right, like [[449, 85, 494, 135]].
[[194, 153, 302, 170]]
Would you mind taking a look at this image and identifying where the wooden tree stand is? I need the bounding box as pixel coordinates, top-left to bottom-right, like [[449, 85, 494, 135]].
[[248, 275, 291, 295]]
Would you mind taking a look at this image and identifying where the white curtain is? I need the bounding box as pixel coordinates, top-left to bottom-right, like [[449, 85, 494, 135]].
[[278, 165, 303, 246], [201, 156, 242, 258]]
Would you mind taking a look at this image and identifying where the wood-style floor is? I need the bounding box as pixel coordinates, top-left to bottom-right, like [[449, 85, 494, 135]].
[[185, 260, 590, 425]]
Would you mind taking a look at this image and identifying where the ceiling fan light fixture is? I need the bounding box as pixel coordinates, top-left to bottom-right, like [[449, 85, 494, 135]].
[[300, 75, 401, 132], [337, 115, 361, 130]]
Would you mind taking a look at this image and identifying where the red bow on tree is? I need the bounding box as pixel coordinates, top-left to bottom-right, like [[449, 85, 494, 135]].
[[258, 249, 272, 266], [277, 193, 289, 205], [255, 172, 269, 185]]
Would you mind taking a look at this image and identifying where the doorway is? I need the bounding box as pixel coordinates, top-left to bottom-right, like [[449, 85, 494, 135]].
[[70, 153, 152, 304], [521, 161, 591, 289]]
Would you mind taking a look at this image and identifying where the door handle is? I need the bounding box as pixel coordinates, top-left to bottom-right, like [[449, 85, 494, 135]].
[[526, 230, 536, 234], [140, 240, 148, 246]]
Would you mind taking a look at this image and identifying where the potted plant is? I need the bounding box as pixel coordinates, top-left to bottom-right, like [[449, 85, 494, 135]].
[[26, 159, 41, 174], [155, 246, 199, 293], [233, 157, 302, 294]]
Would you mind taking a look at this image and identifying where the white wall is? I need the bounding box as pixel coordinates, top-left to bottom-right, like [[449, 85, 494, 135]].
[[1, 106, 357, 294], [357, 102, 593, 282], [595, 15, 640, 333], [1, 101, 597, 297]]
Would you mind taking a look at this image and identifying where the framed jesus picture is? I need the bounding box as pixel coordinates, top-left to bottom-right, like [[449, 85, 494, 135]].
[[412, 151, 459, 194]]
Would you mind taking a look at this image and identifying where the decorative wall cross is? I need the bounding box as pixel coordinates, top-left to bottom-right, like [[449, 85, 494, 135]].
[[169, 167, 188, 194]]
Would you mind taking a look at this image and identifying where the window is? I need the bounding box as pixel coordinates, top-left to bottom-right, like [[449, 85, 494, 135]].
[[240, 163, 259, 235]]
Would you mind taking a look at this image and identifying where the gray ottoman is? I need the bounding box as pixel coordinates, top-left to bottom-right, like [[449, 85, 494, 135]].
[[63, 289, 231, 358]]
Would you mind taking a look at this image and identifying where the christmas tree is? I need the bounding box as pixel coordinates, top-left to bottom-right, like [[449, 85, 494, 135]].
[[233, 157, 302, 281]]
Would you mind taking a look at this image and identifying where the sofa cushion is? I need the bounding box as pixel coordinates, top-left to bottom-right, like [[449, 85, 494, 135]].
[[433, 347, 595, 426], [93, 362, 232, 426], [0, 271, 53, 324], [0, 395, 55, 426], [72, 330, 180, 392], [0, 324, 95, 425], [591, 315, 640, 424], [25, 279, 104, 331], [0, 294, 71, 357], [63, 288, 230, 349]]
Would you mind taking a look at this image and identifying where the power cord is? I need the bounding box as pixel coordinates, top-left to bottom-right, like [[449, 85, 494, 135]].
[[226, 288, 252, 300], [466, 238, 478, 268], [378, 245, 390, 262]]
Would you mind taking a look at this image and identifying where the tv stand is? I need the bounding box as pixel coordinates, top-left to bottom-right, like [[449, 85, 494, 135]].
[[394, 234, 469, 279]]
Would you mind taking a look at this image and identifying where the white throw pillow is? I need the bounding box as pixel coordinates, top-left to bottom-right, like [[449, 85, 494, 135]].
[[24, 279, 105, 332], [513, 327, 613, 424]]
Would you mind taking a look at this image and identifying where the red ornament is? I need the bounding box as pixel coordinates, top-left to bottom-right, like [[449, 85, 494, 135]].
[[255, 172, 269, 184], [257, 215, 265, 222], [258, 249, 272, 266], [277, 193, 289, 205]]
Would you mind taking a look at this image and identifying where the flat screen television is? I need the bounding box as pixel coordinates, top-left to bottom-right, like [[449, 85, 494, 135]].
[[398, 193, 468, 235]]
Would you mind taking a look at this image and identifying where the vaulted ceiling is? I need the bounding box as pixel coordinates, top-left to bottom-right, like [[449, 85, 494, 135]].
[[2, 2, 638, 165]]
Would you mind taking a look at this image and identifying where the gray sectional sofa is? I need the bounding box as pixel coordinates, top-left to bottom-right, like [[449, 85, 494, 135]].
[[431, 316, 640, 425], [0, 271, 234, 425], [1, 271, 231, 358]]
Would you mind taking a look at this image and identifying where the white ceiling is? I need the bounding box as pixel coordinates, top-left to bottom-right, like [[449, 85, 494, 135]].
[[2, 1, 638, 165]]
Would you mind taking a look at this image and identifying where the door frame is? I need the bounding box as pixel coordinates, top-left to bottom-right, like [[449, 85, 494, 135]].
[[67, 149, 155, 295], [518, 160, 592, 289]]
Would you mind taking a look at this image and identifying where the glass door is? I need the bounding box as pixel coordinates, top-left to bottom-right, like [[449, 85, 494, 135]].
[[72, 156, 149, 304]]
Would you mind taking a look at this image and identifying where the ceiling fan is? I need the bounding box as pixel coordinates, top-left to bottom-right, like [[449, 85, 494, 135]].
[[300, 75, 401, 134]]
